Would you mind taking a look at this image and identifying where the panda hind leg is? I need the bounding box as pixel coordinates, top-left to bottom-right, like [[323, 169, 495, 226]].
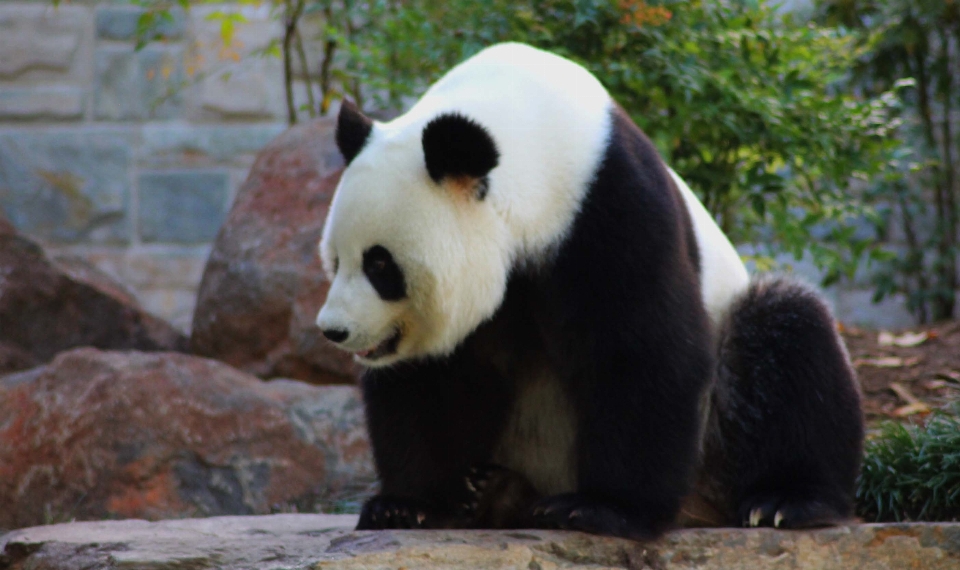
[[708, 276, 864, 529]]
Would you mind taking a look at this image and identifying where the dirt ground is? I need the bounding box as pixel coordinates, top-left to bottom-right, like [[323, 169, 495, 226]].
[[841, 320, 960, 425]]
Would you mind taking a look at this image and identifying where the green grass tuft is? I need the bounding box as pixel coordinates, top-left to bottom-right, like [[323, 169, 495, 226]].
[[857, 407, 960, 522]]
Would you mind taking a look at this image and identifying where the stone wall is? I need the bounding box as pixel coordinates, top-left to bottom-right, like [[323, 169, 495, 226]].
[[0, 1, 300, 332]]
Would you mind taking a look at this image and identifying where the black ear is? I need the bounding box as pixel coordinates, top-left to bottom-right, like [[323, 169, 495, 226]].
[[422, 113, 499, 195], [336, 100, 373, 165]]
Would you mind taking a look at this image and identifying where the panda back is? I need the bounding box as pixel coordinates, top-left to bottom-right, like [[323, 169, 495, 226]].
[[667, 168, 749, 327]]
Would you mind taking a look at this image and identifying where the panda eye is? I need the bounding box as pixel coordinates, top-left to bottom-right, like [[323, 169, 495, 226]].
[[363, 245, 406, 301]]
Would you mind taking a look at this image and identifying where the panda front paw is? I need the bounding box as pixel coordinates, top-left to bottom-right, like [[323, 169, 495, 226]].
[[530, 493, 659, 540], [356, 495, 434, 529]]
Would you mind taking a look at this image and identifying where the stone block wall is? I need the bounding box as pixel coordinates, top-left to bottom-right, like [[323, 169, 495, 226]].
[[0, 1, 301, 332]]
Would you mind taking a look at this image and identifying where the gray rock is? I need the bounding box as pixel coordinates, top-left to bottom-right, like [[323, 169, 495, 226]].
[[187, 5, 286, 121], [0, 4, 91, 81], [0, 87, 85, 121], [94, 44, 184, 121], [0, 128, 134, 244], [138, 170, 230, 244], [2, 516, 959, 569], [139, 123, 286, 168]]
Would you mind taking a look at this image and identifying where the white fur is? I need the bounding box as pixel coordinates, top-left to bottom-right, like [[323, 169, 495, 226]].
[[319, 43, 612, 365], [668, 168, 750, 328], [493, 365, 578, 495], [318, 42, 749, 365]]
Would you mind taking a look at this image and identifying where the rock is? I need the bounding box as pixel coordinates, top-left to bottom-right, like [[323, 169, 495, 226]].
[[0, 128, 134, 244], [94, 44, 185, 121], [138, 170, 230, 244], [0, 87, 85, 121], [0, 349, 374, 531], [0, 232, 187, 375], [0, 209, 14, 236], [2, 516, 959, 570], [49, 254, 141, 307], [191, 117, 359, 384]]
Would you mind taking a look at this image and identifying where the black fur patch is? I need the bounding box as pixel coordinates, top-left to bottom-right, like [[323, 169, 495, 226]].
[[421, 113, 499, 194], [363, 245, 406, 301], [336, 100, 373, 165], [700, 276, 863, 528]]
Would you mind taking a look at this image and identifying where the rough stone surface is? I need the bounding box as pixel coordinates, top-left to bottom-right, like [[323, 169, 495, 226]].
[[189, 5, 285, 120], [94, 45, 184, 121], [0, 349, 373, 531], [0, 88, 85, 121], [138, 170, 230, 243], [0, 209, 14, 236], [0, 232, 187, 375], [95, 5, 185, 41], [49, 254, 141, 307], [0, 5, 91, 81], [191, 117, 358, 384], [0, 128, 134, 244], [2, 516, 959, 570], [139, 123, 286, 169]]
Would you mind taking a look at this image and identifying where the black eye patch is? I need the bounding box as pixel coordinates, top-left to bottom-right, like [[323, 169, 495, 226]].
[[363, 245, 406, 301]]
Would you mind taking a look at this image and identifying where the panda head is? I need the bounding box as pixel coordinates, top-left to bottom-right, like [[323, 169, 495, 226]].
[[316, 101, 510, 367]]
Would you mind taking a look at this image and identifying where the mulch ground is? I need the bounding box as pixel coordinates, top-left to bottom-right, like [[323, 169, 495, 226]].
[[841, 320, 960, 425]]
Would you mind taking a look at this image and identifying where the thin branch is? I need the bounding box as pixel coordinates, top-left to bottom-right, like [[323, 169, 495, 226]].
[[282, 0, 305, 124], [294, 25, 316, 118]]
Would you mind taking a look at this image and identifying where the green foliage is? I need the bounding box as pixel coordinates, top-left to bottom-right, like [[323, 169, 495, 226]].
[[75, 0, 905, 292], [818, 0, 960, 322], [858, 409, 960, 522], [507, 0, 901, 282]]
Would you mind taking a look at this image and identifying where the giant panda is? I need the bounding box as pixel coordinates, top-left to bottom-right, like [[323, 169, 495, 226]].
[[316, 42, 864, 540]]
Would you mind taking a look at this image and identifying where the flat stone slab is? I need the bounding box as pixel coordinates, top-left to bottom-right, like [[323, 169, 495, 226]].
[[2, 515, 959, 569]]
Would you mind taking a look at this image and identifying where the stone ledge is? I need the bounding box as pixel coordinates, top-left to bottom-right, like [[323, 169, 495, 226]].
[[1, 515, 958, 569]]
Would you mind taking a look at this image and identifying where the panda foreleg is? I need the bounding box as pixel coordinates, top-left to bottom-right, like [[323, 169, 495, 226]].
[[706, 276, 864, 529], [357, 354, 514, 530], [532, 277, 714, 539]]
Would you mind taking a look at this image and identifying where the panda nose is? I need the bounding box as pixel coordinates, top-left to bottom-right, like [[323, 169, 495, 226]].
[[322, 328, 350, 343]]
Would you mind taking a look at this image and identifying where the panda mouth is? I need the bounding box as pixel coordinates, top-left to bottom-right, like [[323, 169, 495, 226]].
[[356, 328, 402, 361]]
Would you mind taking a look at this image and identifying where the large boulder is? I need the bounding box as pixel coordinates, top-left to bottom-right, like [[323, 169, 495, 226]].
[[2, 516, 960, 569], [0, 231, 187, 375], [190, 117, 359, 384], [0, 348, 373, 531]]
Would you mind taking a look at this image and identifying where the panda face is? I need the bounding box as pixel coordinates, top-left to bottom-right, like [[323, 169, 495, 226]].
[[317, 103, 511, 367]]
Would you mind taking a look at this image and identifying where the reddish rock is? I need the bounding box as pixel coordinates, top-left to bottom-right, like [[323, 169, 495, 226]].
[[51, 254, 141, 307], [0, 233, 187, 375], [0, 209, 14, 236], [190, 117, 359, 384], [0, 348, 373, 530]]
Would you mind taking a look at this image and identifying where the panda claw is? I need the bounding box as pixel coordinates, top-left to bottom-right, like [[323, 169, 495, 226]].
[[774, 511, 784, 528], [417, 512, 426, 525], [749, 508, 763, 527], [465, 477, 477, 493]]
